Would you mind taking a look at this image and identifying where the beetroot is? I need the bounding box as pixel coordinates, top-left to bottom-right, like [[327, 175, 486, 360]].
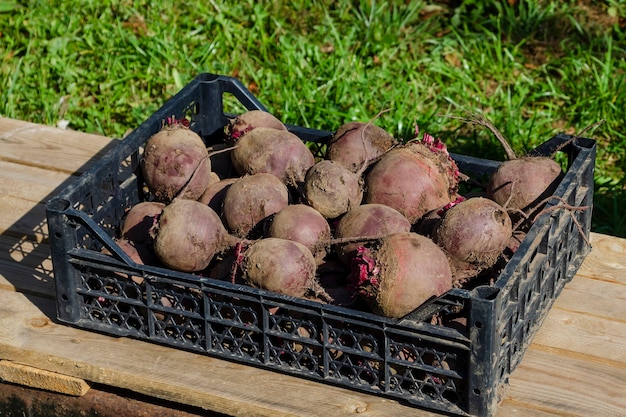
[[120, 201, 165, 244], [432, 197, 512, 284], [304, 160, 364, 219], [326, 122, 397, 173], [458, 115, 565, 217], [102, 238, 159, 286], [334, 203, 411, 266], [349, 232, 452, 318], [198, 177, 238, 214], [230, 127, 315, 187], [267, 204, 331, 264], [364, 131, 462, 223], [114, 237, 159, 267], [487, 156, 563, 214], [103, 237, 159, 269], [141, 125, 212, 203], [226, 110, 286, 145], [153, 199, 238, 272], [237, 238, 323, 299], [222, 173, 289, 238]]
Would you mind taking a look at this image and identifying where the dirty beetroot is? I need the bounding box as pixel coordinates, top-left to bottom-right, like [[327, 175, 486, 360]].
[[153, 199, 238, 273], [116, 109, 575, 322], [364, 131, 463, 223], [431, 197, 513, 284], [349, 232, 453, 319], [141, 124, 212, 203]]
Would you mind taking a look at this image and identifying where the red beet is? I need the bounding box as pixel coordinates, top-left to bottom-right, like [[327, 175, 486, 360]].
[[238, 238, 323, 299], [102, 238, 159, 285], [141, 125, 212, 203], [304, 160, 363, 219], [461, 115, 565, 218], [103, 237, 159, 269], [504, 230, 527, 259], [334, 203, 411, 266], [487, 156, 563, 214], [432, 197, 512, 284], [114, 237, 159, 267], [153, 199, 238, 272], [326, 122, 397, 173], [226, 110, 286, 145], [267, 204, 331, 264], [349, 232, 452, 318], [363, 131, 462, 223], [413, 196, 466, 237], [222, 173, 290, 238], [120, 201, 165, 244], [231, 127, 315, 187], [198, 177, 238, 214]]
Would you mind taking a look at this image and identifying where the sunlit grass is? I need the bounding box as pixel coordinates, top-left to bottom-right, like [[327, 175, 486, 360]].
[[1, 0, 624, 236]]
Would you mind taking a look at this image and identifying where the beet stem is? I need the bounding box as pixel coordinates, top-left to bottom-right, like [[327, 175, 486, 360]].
[[208, 144, 237, 157], [356, 108, 392, 177], [173, 154, 211, 200], [513, 195, 591, 246], [306, 280, 334, 304], [327, 234, 389, 245], [549, 119, 605, 158], [445, 113, 518, 161], [502, 178, 520, 210]]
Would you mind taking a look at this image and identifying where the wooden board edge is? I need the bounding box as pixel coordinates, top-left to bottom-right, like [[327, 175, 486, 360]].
[[0, 360, 91, 396]]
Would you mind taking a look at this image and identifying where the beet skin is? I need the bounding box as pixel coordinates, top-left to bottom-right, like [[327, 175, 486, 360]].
[[153, 199, 236, 272], [141, 125, 211, 203], [350, 232, 452, 318]]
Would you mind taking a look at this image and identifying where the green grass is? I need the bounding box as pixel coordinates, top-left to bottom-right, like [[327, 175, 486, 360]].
[[1, 0, 625, 236]]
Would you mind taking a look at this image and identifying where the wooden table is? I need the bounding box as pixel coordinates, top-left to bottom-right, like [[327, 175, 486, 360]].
[[1, 116, 625, 417]]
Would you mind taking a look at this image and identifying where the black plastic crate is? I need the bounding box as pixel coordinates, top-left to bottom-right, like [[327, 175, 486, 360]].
[[46, 73, 596, 416]]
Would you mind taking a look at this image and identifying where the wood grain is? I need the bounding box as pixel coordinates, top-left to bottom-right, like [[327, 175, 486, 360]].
[[577, 233, 626, 283], [531, 307, 626, 366], [0, 360, 91, 396], [0, 117, 116, 175], [503, 348, 626, 417], [0, 159, 76, 239], [0, 291, 443, 417], [553, 277, 626, 327], [0, 234, 55, 298]]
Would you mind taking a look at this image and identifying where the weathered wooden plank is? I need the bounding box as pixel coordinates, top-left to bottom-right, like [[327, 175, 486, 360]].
[[0, 158, 75, 195], [555, 275, 626, 322], [0, 119, 115, 240], [0, 197, 49, 241], [0, 158, 76, 240], [531, 306, 626, 366], [0, 234, 55, 298], [0, 160, 75, 203], [0, 291, 444, 417], [1, 288, 618, 417], [577, 232, 626, 283], [502, 348, 626, 417], [0, 360, 91, 396], [0, 117, 116, 175], [0, 381, 211, 417]]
